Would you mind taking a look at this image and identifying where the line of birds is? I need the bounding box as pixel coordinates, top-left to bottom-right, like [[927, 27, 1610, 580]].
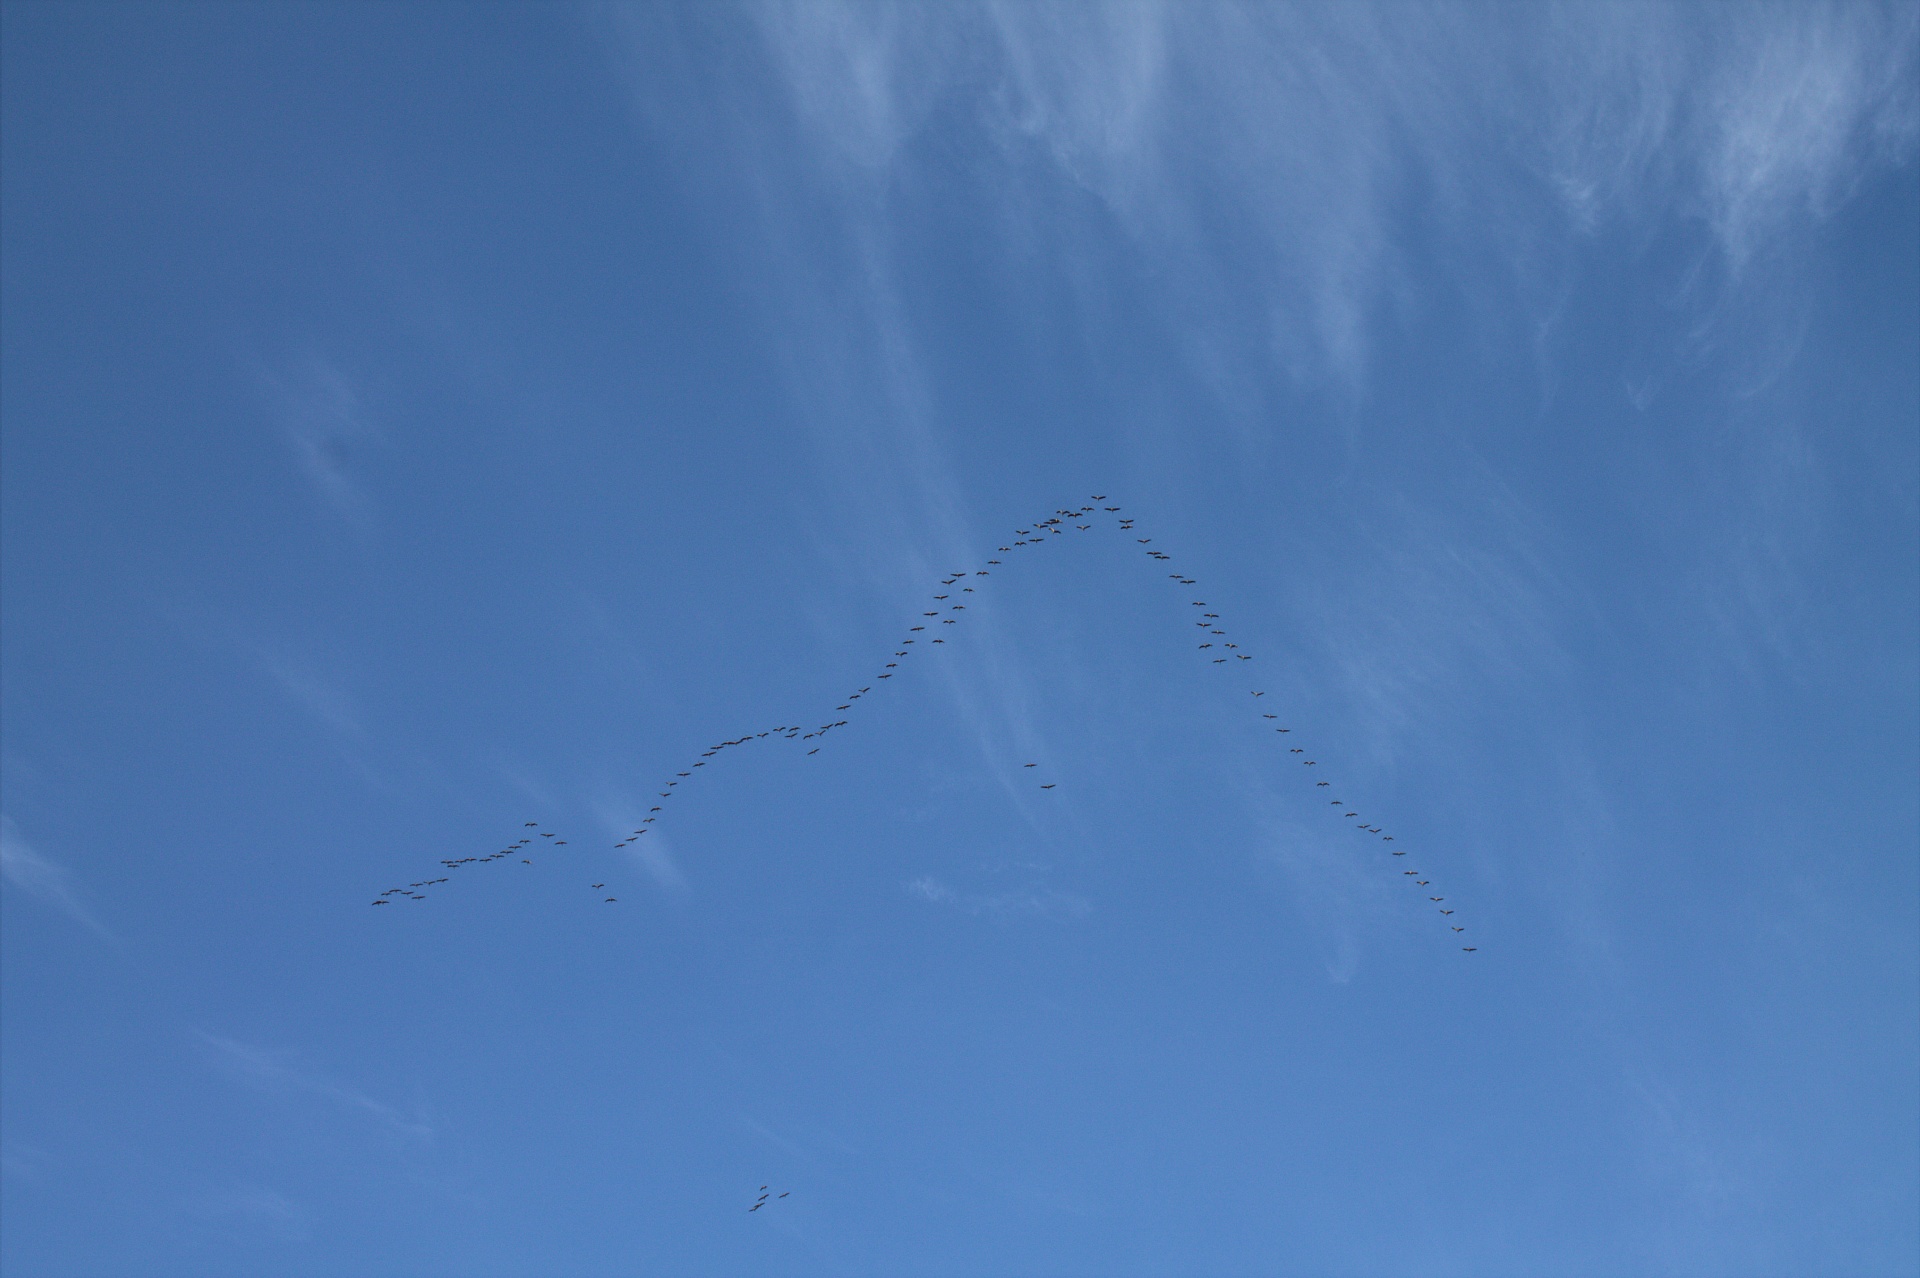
[[747, 1185, 790, 1212], [370, 496, 1473, 950]]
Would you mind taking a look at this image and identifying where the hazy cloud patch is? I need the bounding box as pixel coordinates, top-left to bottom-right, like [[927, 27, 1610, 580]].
[[907, 873, 1090, 919]]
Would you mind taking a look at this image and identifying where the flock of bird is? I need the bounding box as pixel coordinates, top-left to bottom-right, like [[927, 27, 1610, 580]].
[[371, 496, 1473, 952], [747, 1186, 790, 1213]]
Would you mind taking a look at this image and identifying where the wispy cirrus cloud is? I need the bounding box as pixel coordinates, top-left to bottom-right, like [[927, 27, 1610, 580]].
[[257, 351, 384, 531], [609, 1, 1915, 399], [591, 794, 687, 890], [598, 2, 1915, 738], [0, 816, 108, 937], [247, 645, 366, 743], [197, 1032, 432, 1143], [190, 1184, 312, 1245], [158, 597, 380, 769]]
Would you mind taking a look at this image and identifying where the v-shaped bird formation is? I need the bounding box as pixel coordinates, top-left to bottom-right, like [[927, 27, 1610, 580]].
[[370, 497, 1474, 952]]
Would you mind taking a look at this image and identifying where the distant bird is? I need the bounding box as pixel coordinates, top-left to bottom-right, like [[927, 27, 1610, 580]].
[[1041, 784, 1055, 789], [606, 898, 618, 903], [1416, 880, 1429, 886], [525, 822, 537, 827], [592, 883, 605, 889], [1024, 763, 1037, 767], [1462, 947, 1477, 952], [1452, 926, 1465, 932], [1440, 908, 1453, 914], [1429, 897, 1444, 902], [808, 748, 820, 755]]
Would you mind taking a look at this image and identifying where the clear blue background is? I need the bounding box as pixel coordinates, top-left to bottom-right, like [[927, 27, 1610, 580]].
[[3, 4, 1915, 1276]]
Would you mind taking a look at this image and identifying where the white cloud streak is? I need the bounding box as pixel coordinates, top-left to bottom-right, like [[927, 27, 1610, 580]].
[[0, 816, 108, 937], [197, 1032, 432, 1142]]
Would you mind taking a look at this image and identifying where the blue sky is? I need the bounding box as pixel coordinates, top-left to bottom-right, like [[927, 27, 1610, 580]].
[[2, 4, 1915, 1275]]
